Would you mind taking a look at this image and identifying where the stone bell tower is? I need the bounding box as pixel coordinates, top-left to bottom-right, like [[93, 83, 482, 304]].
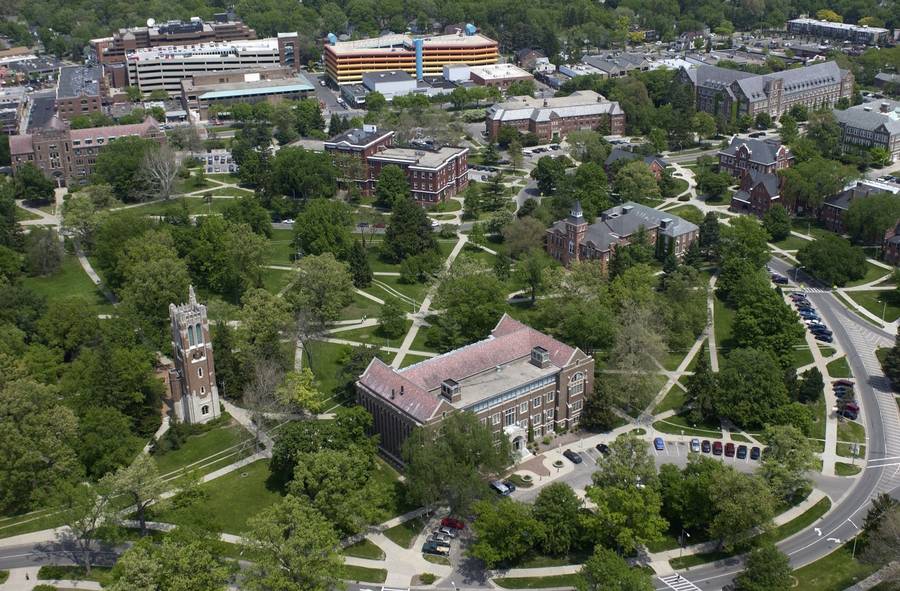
[[168, 286, 220, 424]]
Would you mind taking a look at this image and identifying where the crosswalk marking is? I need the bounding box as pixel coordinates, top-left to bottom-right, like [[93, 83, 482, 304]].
[[659, 573, 702, 591]]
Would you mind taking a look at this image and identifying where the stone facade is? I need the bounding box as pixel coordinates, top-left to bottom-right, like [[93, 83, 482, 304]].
[[168, 286, 221, 425]]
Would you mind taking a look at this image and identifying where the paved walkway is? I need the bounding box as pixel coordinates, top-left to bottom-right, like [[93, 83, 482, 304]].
[[0, 569, 102, 590]]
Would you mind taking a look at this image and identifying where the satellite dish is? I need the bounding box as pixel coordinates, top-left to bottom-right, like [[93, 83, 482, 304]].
[[147, 18, 156, 27]]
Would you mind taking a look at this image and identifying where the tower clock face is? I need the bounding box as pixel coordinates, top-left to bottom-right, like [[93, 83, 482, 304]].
[[192, 350, 204, 360]]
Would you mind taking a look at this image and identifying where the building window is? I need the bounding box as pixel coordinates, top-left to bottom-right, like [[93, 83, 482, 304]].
[[569, 372, 584, 396], [198, 367, 203, 378], [504, 408, 516, 426], [532, 413, 541, 425], [519, 401, 529, 414], [545, 408, 554, 421], [492, 412, 501, 425], [201, 405, 210, 415], [546, 391, 555, 403], [571, 400, 583, 411], [532, 396, 541, 409]]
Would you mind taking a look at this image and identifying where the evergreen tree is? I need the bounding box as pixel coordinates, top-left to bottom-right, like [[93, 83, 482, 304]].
[[482, 142, 500, 166], [686, 344, 717, 424], [684, 240, 703, 269], [494, 251, 511, 281], [348, 240, 372, 288], [699, 212, 720, 257], [211, 323, 243, 399], [882, 326, 900, 389], [795, 367, 824, 404], [379, 297, 407, 339], [383, 197, 437, 262], [374, 165, 409, 209]]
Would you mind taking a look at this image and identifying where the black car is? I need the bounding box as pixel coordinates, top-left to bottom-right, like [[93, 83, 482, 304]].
[[750, 446, 761, 460], [701, 440, 711, 453], [563, 449, 583, 464], [596, 443, 611, 456], [772, 275, 789, 285], [811, 327, 832, 336], [736, 445, 748, 459], [815, 333, 834, 343], [839, 409, 859, 420]]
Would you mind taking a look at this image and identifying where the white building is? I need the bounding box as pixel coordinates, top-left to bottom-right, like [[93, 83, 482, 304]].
[[361, 70, 417, 100]]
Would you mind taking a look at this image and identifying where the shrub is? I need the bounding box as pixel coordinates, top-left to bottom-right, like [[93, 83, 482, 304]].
[[420, 573, 437, 584], [33, 585, 57, 591]]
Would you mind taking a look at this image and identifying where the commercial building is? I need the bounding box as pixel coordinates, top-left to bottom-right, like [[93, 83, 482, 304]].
[[180, 67, 314, 120], [730, 170, 782, 216], [486, 90, 625, 142], [833, 100, 900, 164], [820, 179, 900, 233], [10, 115, 164, 187], [515, 49, 546, 71], [469, 63, 533, 90], [678, 61, 854, 120], [786, 18, 890, 46], [717, 136, 794, 177], [546, 202, 699, 269], [581, 53, 651, 78], [0, 86, 26, 134], [117, 34, 300, 95], [323, 26, 498, 85], [55, 65, 103, 120], [90, 14, 256, 66], [362, 70, 417, 100], [325, 126, 469, 204], [356, 314, 594, 464]]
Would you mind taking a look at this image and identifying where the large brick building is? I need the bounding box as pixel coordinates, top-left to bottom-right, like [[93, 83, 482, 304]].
[[730, 170, 782, 216], [10, 115, 164, 187], [55, 66, 103, 121], [786, 18, 890, 46], [485, 91, 625, 142], [717, 136, 794, 177], [546, 201, 699, 269], [820, 179, 900, 234], [679, 61, 853, 121], [833, 100, 900, 164], [356, 315, 594, 464], [324, 126, 468, 204]]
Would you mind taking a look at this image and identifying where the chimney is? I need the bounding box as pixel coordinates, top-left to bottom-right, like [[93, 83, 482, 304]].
[[390, 388, 395, 400], [622, 205, 633, 215], [543, 99, 548, 107], [880, 102, 890, 113], [400, 385, 404, 396], [660, 217, 671, 229]]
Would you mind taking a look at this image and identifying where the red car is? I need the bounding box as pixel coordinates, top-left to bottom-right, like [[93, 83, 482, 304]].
[[725, 443, 736, 457], [712, 441, 723, 456], [441, 517, 465, 530]]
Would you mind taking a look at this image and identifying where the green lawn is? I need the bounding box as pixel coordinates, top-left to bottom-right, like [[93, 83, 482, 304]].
[[409, 323, 437, 353], [194, 187, 255, 198], [15, 206, 41, 221], [790, 346, 814, 369], [342, 539, 385, 560], [666, 204, 702, 223], [303, 341, 352, 403], [365, 248, 402, 274], [337, 320, 413, 349], [0, 571, 7, 583], [383, 517, 425, 548], [791, 218, 835, 241], [0, 508, 67, 540], [846, 290, 900, 322], [807, 396, 827, 445], [341, 565, 387, 583], [206, 172, 242, 183], [371, 457, 417, 519], [113, 197, 231, 217], [338, 291, 383, 321], [835, 462, 862, 476], [845, 261, 892, 288], [826, 356, 852, 378], [150, 460, 283, 534], [836, 420, 866, 458], [730, 433, 752, 443], [260, 267, 294, 294], [21, 255, 113, 313], [771, 234, 812, 251], [370, 275, 430, 306], [653, 415, 722, 438], [713, 295, 736, 353], [819, 346, 837, 358], [264, 229, 296, 266], [38, 565, 114, 586], [494, 574, 584, 589], [152, 419, 251, 478], [653, 387, 686, 415], [399, 354, 431, 367], [792, 543, 878, 591], [661, 349, 690, 371]]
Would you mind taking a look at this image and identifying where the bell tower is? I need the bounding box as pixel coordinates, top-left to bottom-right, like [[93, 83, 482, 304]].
[[168, 286, 220, 424]]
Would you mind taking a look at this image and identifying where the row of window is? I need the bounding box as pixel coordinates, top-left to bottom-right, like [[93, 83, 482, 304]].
[[469, 375, 556, 414], [487, 406, 555, 427]]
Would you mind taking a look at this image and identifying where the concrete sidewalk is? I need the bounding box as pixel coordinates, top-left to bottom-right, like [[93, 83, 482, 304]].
[[0, 568, 101, 591]]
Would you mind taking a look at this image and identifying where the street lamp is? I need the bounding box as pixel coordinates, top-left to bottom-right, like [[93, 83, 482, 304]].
[[679, 529, 691, 557]]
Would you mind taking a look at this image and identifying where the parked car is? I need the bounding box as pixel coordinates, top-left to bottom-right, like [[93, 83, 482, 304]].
[[713, 441, 723, 455], [772, 274, 789, 285], [690, 438, 701, 453], [815, 333, 834, 343], [490, 480, 513, 496], [701, 440, 711, 453], [441, 517, 465, 530], [563, 449, 583, 464], [750, 446, 761, 460], [790, 293, 808, 300], [431, 532, 451, 543], [654, 437, 665, 451], [834, 379, 855, 387], [725, 442, 736, 457], [811, 326, 832, 336], [736, 445, 748, 459], [281, 218, 294, 225], [596, 443, 611, 456], [423, 541, 450, 556], [839, 409, 859, 420], [438, 527, 456, 538]]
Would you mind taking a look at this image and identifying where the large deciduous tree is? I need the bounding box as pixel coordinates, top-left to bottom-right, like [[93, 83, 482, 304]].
[[797, 234, 867, 287], [578, 546, 653, 591], [293, 198, 353, 258], [107, 453, 166, 537], [374, 164, 410, 209], [383, 196, 437, 262], [13, 162, 54, 203], [532, 483, 583, 556], [271, 147, 337, 201], [92, 136, 157, 202], [142, 144, 179, 200], [429, 257, 507, 350], [614, 161, 661, 202], [760, 424, 817, 502], [734, 542, 793, 591]]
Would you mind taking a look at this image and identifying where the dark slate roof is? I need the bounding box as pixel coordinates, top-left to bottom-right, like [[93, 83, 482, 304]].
[[833, 100, 900, 135], [824, 180, 898, 210], [57, 65, 101, 98], [604, 147, 667, 169], [719, 136, 785, 165], [362, 70, 414, 85], [326, 127, 392, 147]]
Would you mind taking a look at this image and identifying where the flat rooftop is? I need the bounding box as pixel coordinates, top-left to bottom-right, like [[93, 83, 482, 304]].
[[371, 146, 467, 168], [57, 65, 101, 98], [453, 356, 557, 408], [127, 37, 283, 61], [469, 63, 532, 80], [788, 17, 888, 34], [326, 32, 497, 56], [192, 77, 314, 100]]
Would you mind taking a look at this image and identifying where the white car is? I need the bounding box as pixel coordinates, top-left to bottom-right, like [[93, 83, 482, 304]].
[[430, 219, 441, 228], [281, 218, 294, 225]]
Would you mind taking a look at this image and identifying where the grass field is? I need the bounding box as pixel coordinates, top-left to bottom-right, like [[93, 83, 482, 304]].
[[150, 460, 283, 534], [21, 255, 113, 313], [836, 420, 866, 458], [653, 387, 686, 415], [336, 320, 413, 349], [771, 234, 812, 251], [494, 574, 584, 589], [113, 196, 231, 217], [369, 275, 430, 306], [792, 543, 877, 591], [835, 462, 862, 476], [260, 267, 294, 294], [399, 354, 431, 367], [0, 508, 67, 540], [371, 457, 417, 519], [152, 420, 251, 478], [826, 356, 852, 378], [343, 538, 385, 560], [383, 517, 425, 548], [303, 341, 352, 404], [653, 415, 722, 438], [846, 290, 900, 323], [341, 565, 387, 583], [338, 291, 383, 321], [15, 206, 41, 221], [264, 229, 295, 266], [713, 295, 736, 353], [845, 261, 892, 288], [38, 565, 114, 586]]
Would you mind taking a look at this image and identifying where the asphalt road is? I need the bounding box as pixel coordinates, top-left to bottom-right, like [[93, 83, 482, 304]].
[[664, 258, 900, 590]]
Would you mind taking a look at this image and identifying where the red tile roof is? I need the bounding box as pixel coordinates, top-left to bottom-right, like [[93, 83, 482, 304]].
[[358, 314, 579, 422], [69, 116, 159, 141]]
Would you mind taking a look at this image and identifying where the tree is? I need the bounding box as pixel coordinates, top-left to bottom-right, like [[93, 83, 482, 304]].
[[142, 144, 179, 199], [242, 357, 285, 451], [294, 198, 353, 258], [861, 503, 900, 582], [754, 112, 772, 130], [78, 407, 142, 479], [375, 164, 410, 209], [62, 193, 104, 249], [685, 344, 717, 424], [109, 531, 233, 591], [715, 348, 792, 430], [275, 368, 324, 414], [779, 114, 798, 144], [614, 161, 661, 202], [699, 212, 720, 256], [531, 156, 567, 195], [92, 137, 157, 202], [532, 483, 582, 556], [348, 240, 372, 288], [190, 217, 266, 301], [760, 425, 816, 502], [778, 158, 856, 211], [482, 142, 500, 167], [366, 91, 387, 112], [732, 288, 805, 364], [383, 196, 437, 262], [508, 138, 524, 169], [762, 204, 791, 241], [271, 148, 337, 201], [797, 235, 867, 287], [709, 469, 775, 550], [592, 433, 658, 489], [795, 367, 824, 404], [57, 480, 117, 575], [734, 542, 792, 591], [470, 498, 544, 568], [578, 546, 653, 591], [403, 412, 511, 513], [13, 162, 54, 203], [516, 249, 551, 302], [240, 288, 293, 363], [719, 216, 771, 269], [844, 193, 900, 245], [0, 379, 81, 514], [584, 482, 667, 555], [696, 169, 732, 199], [222, 195, 273, 237], [24, 227, 62, 277], [289, 252, 354, 328], [380, 297, 407, 339], [107, 454, 165, 537], [863, 493, 899, 535], [430, 257, 507, 351], [691, 112, 717, 139], [606, 300, 666, 411]]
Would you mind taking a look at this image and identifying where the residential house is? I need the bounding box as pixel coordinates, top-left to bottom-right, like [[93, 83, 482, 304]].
[[730, 170, 781, 216]]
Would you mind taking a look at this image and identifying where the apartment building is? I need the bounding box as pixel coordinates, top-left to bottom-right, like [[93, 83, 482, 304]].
[[833, 100, 900, 164], [717, 136, 794, 177], [546, 202, 699, 269], [55, 65, 103, 120], [10, 116, 164, 187], [356, 315, 595, 464], [180, 67, 314, 120], [324, 126, 468, 204], [323, 26, 498, 85], [90, 15, 256, 65], [118, 34, 300, 95], [679, 61, 854, 120], [485, 90, 625, 142], [786, 18, 890, 46]]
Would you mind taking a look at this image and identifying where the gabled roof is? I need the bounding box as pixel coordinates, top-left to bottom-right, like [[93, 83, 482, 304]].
[[746, 170, 779, 196], [9, 134, 33, 155], [833, 100, 900, 135], [604, 147, 667, 169], [719, 136, 787, 165]]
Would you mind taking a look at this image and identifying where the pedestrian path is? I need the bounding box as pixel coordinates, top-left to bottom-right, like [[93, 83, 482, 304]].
[[658, 573, 702, 591]]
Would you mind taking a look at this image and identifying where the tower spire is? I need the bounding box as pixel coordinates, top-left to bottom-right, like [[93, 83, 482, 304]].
[[188, 284, 197, 305]]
